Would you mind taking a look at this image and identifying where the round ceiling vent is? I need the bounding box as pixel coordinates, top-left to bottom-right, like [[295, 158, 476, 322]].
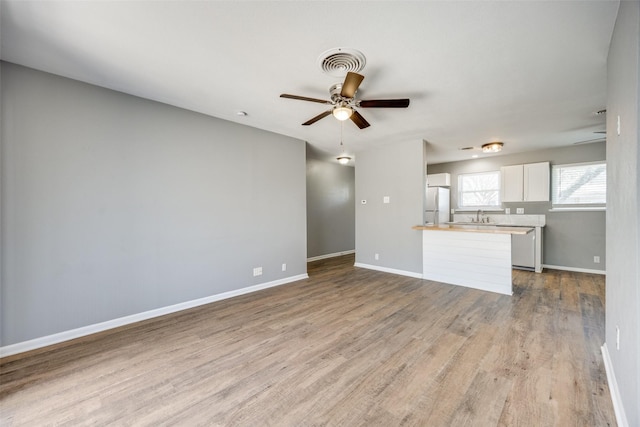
[[317, 48, 366, 77]]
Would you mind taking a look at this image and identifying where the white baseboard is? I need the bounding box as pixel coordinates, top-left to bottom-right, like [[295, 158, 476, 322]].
[[543, 264, 606, 275], [0, 274, 308, 359], [307, 250, 355, 262], [601, 343, 629, 427], [354, 262, 423, 279]]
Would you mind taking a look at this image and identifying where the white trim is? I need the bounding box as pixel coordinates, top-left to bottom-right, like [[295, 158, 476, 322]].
[[307, 250, 355, 262], [601, 343, 629, 427], [354, 262, 423, 279], [454, 209, 505, 213], [0, 274, 308, 359], [548, 207, 606, 212], [542, 264, 606, 275], [553, 160, 606, 168]]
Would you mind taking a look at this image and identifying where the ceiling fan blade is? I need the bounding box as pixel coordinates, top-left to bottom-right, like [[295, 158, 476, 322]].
[[280, 94, 331, 104], [340, 72, 365, 98], [359, 99, 410, 108], [350, 110, 371, 129], [302, 110, 333, 126]]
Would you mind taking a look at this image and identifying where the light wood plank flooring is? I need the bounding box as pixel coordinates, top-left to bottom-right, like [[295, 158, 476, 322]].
[[0, 255, 615, 426]]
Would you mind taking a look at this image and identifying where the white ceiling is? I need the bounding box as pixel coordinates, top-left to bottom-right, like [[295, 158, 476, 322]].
[[0, 1, 619, 164]]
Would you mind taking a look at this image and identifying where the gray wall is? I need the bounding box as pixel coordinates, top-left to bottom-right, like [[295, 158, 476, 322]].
[[606, 1, 639, 425], [1, 62, 307, 346], [355, 139, 425, 275], [306, 150, 355, 259], [428, 143, 606, 271]]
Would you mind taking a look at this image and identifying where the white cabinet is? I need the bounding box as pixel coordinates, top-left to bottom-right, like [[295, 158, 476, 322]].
[[523, 162, 550, 202], [501, 162, 549, 202], [427, 173, 451, 187], [501, 165, 524, 202]]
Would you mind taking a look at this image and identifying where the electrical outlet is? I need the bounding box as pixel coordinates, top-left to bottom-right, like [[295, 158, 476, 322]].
[[616, 325, 620, 350], [594, 256, 600, 264], [383, 196, 390, 204], [516, 208, 524, 214], [253, 267, 262, 277], [374, 253, 379, 260], [282, 263, 287, 271], [451, 209, 455, 214]]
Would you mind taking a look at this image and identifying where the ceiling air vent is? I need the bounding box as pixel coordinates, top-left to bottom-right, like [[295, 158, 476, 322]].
[[318, 48, 366, 77]]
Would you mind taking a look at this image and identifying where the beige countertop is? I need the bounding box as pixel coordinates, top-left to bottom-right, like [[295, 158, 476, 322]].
[[412, 224, 533, 235]]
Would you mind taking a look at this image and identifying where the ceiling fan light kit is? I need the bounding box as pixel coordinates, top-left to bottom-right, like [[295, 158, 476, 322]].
[[332, 106, 353, 121], [482, 142, 504, 153], [280, 66, 410, 129]]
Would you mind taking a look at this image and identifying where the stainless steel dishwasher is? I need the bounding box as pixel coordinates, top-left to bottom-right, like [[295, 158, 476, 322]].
[[512, 229, 536, 270]]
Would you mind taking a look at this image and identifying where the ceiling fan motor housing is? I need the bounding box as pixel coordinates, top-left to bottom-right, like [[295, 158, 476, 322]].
[[329, 83, 356, 106]]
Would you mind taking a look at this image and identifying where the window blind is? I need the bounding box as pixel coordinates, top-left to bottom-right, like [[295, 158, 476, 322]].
[[552, 161, 606, 206]]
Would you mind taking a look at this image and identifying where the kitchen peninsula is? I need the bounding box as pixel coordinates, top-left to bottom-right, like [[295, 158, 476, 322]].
[[412, 224, 534, 295]]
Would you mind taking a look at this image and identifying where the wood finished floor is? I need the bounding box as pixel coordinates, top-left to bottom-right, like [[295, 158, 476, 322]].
[[1, 255, 615, 426]]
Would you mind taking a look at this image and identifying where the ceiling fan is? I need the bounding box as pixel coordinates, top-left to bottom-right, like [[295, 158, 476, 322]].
[[280, 72, 410, 129]]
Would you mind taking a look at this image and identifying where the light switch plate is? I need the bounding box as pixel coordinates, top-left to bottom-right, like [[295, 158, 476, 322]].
[[383, 196, 390, 204], [516, 208, 524, 214], [505, 208, 511, 214]]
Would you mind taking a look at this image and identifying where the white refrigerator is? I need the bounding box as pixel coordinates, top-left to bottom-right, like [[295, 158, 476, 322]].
[[425, 187, 450, 225]]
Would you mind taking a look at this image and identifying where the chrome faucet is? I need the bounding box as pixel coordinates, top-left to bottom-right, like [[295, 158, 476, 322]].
[[476, 209, 483, 223]]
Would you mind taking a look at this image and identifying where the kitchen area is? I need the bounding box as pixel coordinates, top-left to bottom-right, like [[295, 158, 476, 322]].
[[417, 142, 606, 295], [422, 170, 545, 273], [424, 142, 606, 274]]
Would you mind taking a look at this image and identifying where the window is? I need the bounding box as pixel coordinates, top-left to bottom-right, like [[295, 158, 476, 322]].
[[458, 170, 501, 208], [552, 161, 606, 208]]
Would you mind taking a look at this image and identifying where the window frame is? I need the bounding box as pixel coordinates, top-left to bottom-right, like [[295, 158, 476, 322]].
[[551, 161, 606, 209], [457, 170, 502, 209]]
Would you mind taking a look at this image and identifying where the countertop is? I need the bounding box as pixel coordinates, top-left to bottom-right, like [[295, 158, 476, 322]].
[[412, 224, 534, 235]]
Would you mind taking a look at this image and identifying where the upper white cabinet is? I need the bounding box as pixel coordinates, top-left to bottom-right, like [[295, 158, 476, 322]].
[[501, 165, 524, 202], [501, 162, 549, 202], [427, 173, 451, 187], [523, 162, 550, 202]]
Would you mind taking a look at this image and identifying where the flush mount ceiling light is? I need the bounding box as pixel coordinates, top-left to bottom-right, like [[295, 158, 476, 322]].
[[332, 105, 353, 121], [482, 142, 504, 153]]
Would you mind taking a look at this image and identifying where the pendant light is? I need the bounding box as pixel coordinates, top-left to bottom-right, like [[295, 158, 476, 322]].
[[336, 122, 352, 165]]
